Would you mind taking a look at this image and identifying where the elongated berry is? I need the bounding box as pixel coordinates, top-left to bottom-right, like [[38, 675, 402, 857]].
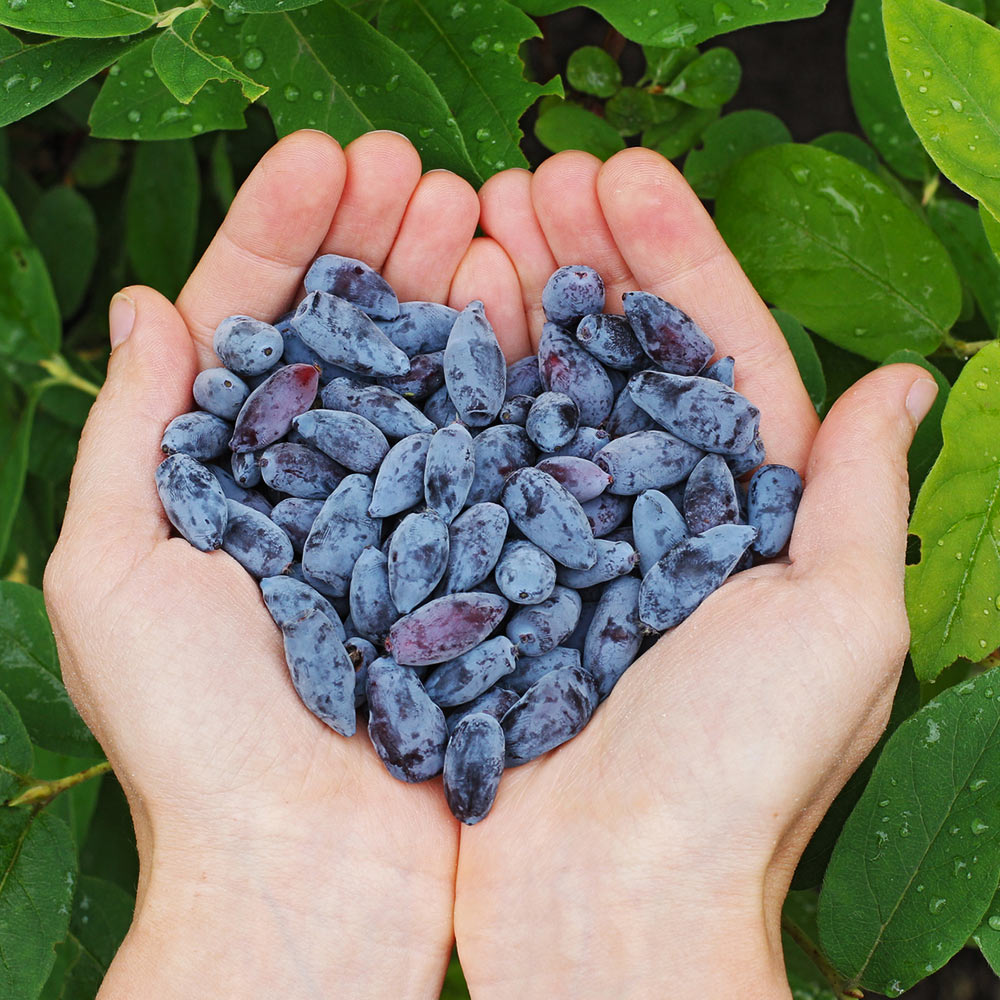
[[193, 367, 249, 420], [388, 511, 450, 613], [574, 313, 643, 370], [747, 464, 802, 557], [623, 292, 714, 374], [155, 453, 228, 551], [538, 322, 614, 426], [302, 475, 381, 596], [304, 253, 400, 320], [269, 498, 324, 553], [321, 378, 435, 438], [378, 301, 458, 356], [213, 315, 284, 376], [424, 636, 517, 708], [443, 300, 506, 426], [534, 456, 611, 503], [505, 647, 581, 695], [259, 442, 343, 498], [525, 391, 579, 451], [628, 370, 760, 456], [282, 609, 356, 736], [222, 499, 294, 578], [557, 539, 637, 588], [369, 433, 432, 517], [260, 575, 345, 638], [684, 453, 739, 534], [542, 265, 605, 326], [379, 350, 444, 400], [632, 489, 688, 576], [387, 593, 509, 666], [506, 586, 582, 656], [229, 363, 320, 453], [580, 492, 631, 537], [444, 713, 505, 824], [292, 291, 410, 377], [161, 411, 231, 461], [467, 425, 536, 505], [505, 356, 543, 398], [501, 665, 598, 766], [447, 687, 520, 733], [292, 409, 389, 473], [440, 503, 509, 594], [367, 657, 448, 782], [349, 546, 399, 644], [424, 424, 475, 522], [583, 576, 642, 700], [594, 430, 702, 495], [638, 523, 757, 631]]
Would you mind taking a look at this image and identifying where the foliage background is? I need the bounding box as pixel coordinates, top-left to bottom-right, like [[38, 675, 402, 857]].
[[2, 0, 1000, 996]]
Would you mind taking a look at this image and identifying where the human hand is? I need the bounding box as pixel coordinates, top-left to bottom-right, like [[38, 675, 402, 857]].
[[43, 130, 485, 1000], [451, 149, 938, 998]]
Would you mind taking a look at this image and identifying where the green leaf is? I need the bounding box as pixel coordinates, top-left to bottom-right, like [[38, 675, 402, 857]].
[[782, 891, 838, 999], [664, 46, 740, 107], [215, 0, 323, 10], [210, 133, 236, 212], [714, 143, 961, 361], [885, 0, 1000, 221], [982, 204, 1000, 259], [534, 101, 625, 159], [810, 130, 881, 173], [0, 128, 8, 186], [152, 8, 267, 105], [770, 309, 826, 411], [0, 581, 99, 757], [71, 139, 124, 188], [440, 950, 470, 998], [377, 0, 561, 180], [818, 664, 1000, 994], [792, 665, 919, 889], [0, 687, 32, 802], [847, 0, 930, 181], [79, 776, 138, 893], [928, 198, 1000, 334], [881, 349, 950, 500], [90, 38, 249, 140], [683, 109, 791, 199], [508, 0, 829, 49], [642, 44, 698, 86], [69, 875, 134, 972], [603, 87, 660, 136], [0, 185, 60, 363], [566, 45, 621, 98], [0, 391, 39, 577], [31, 749, 104, 846], [906, 340, 1000, 681], [0, 0, 163, 37], [0, 808, 77, 1000], [641, 103, 718, 159], [125, 139, 199, 299], [29, 187, 98, 319], [244, 3, 480, 182], [974, 883, 1000, 974], [954, 0, 988, 14], [0, 31, 144, 128]]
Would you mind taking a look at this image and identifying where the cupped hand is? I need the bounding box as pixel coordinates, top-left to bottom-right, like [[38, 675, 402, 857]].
[[451, 149, 937, 998], [43, 130, 482, 1000]]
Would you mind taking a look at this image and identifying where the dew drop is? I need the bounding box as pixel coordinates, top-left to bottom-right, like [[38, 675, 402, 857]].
[[418, 126, 434, 138], [126, 109, 141, 123], [386, 74, 400, 92], [28, 76, 40, 91], [973, 819, 990, 835], [989, 915, 1000, 931], [918, 85, 928, 93], [790, 165, 810, 184], [158, 106, 190, 125], [283, 84, 300, 102], [4, 73, 24, 91], [951, 99, 964, 112], [449, 0, 465, 15], [929, 898, 947, 914], [312, 90, 324, 101], [976, 380, 988, 389], [475, 127, 491, 142], [143, 67, 155, 78], [971, 778, 988, 790], [471, 35, 489, 53], [243, 48, 264, 70]]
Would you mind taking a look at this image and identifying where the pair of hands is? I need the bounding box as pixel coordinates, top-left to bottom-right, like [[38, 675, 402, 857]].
[[44, 129, 935, 999]]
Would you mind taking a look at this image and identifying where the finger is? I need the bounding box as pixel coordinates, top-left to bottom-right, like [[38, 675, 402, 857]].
[[61, 287, 199, 559], [479, 168, 557, 350], [176, 130, 347, 364], [789, 364, 938, 584], [320, 131, 423, 271], [531, 151, 636, 312], [449, 237, 531, 362], [381, 169, 480, 303], [596, 147, 819, 472]]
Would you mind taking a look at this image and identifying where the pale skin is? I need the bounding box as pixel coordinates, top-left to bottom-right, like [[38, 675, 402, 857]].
[[44, 128, 938, 999]]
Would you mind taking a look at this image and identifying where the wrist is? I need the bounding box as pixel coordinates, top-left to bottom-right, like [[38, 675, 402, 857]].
[[102, 799, 456, 1000]]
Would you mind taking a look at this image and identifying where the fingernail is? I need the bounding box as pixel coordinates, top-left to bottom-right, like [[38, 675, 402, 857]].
[[109, 292, 136, 350], [906, 377, 939, 425], [368, 129, 411, 142]]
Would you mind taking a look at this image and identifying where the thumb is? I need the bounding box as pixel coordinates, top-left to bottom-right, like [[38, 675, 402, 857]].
[[789, 363, 938, 586], [60, 286, 200, 561]]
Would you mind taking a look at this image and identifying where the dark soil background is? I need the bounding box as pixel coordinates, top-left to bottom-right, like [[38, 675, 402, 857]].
[[522, 3, 1000, 997]]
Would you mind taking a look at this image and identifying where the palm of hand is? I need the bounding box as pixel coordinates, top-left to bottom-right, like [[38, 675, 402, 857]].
[[47, 129, 921, 997]]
